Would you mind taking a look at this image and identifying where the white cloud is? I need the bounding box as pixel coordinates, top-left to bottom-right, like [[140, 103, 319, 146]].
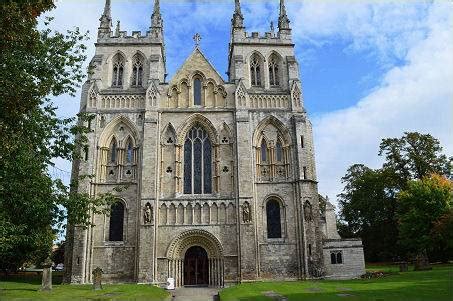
[[312, 1, 453, 205]]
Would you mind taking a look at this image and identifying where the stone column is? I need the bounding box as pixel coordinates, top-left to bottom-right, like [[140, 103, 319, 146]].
[[40, 258, 53, 292]]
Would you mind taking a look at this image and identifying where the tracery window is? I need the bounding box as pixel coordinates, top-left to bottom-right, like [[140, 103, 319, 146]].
[[109, 201, 124, 241], [269, 54, 280, 86], [112, 54, 124, 87], [109, 138, 118, 163], [266, 199, 282, 238], [183, 125, 212, 194], [194, 78, 202, 105], [126, 138, 133, 164], [131, 54, 143, 87], [250, 54, 262, 87]]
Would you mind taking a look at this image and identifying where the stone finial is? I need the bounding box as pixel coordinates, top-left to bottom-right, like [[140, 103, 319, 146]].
[[270, 21, 275, 33], [232, 0, 244, 28], [278, 0, 291, 31]]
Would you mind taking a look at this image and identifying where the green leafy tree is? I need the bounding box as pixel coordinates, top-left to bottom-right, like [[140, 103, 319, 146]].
[[0, 1, 114, 271], [338, 165, 399, 261], [339, 132, 452, 262], [431, 209, 453, 262], [397, 174, 452, 265]]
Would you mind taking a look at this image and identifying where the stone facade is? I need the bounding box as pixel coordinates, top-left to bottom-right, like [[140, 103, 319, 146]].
[[64, 0, 365, 286]]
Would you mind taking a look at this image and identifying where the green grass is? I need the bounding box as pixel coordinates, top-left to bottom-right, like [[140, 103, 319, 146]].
[[0, 273, 170, 301], [220, 264, 453, 301]]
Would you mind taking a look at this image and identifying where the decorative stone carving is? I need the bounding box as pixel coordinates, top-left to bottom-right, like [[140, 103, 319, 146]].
[[242, 202, 252, 223], [144, 203, 153, 224]]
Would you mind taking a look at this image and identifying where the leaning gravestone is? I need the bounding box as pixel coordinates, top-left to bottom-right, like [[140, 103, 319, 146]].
[[40, 257, 53, 292], [92, 267, 103, 290]]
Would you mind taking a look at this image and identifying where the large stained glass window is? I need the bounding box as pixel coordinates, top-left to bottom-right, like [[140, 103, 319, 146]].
[[266, 199, 282, 238], [183, 125, 212, 194]]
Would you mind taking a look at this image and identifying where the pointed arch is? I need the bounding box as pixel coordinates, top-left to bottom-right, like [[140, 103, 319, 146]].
[[99, 115, 139, 148], [177, 114, 218, 145], [125, 136, 134, 163], [253, 115, 291, 146], [109, 136, 118, 163], [111, 52, 126, 87], [268, 51, 282, 87], [249, 51, 265, 87], [131, 52, 145, 87], [161, 122, 177, 145]]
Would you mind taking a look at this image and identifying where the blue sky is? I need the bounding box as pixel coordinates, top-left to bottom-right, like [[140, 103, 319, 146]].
[[45, 0, 453, 207]]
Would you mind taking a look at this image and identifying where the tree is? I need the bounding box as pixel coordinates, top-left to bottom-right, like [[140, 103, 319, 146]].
[[397, 174, 452, 267], [339, 132, 452, 262], [0, 1, 113, 271], [431, 209, 453, 262], [338, 165, 399, 261]]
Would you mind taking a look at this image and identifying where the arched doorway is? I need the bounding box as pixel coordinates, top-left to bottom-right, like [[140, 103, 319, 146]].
[[184, 246, 208, 286]]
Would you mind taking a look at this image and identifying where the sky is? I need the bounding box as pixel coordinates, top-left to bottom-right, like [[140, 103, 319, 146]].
[[45, 0, 453, 209]]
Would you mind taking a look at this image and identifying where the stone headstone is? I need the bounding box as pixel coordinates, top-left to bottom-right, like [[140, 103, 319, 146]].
[[40, 257, 53, 292], [92, 267, 103, 290], [399, 262, 408, 272]]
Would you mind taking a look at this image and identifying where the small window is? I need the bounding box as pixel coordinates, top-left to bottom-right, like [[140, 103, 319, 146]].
[[84, 145, 89, 161], [303, 166, 307, 179], [194, 78, 202, 105], [301, 135, 304, 148], [308, 244, 312, 256], [109, 138, 117, 163], [330, 251, 343, 264], [261, 139, 268, 162], [126, 139, 133, 163]]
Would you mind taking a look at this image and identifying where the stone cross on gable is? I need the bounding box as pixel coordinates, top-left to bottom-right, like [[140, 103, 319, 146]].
[[193, 33, 202, 47]]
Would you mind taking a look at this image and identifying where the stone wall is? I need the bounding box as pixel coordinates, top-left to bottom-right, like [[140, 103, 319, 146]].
[[322, 239, 365, 279]]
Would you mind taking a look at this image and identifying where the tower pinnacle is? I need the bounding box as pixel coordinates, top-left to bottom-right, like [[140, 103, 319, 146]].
[[98, 0, 112, 38], [278, 0, 291, 31], [151, 0, 163, 29], [232, 0, 244, 28]]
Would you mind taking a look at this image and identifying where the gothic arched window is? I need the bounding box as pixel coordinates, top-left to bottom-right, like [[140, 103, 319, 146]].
[[276, 140, 283, 162], [194, 78, 202, 106], [250, 54, 262, 87], [109, 138, 118, 163], [183, 125, 212, 194], [260, 139, 268, 162], [112, 54, 124, 87], [266, 199, 282, 238], [109, 201, 124, 241], [269, 54, 280, 86], [126, 138, 133, 164], [131, 54, 144, 87]]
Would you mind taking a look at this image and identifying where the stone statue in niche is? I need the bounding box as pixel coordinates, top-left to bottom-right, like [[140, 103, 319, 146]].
[[304, 201, 313, 221], [144, 203, 153, 224], [242, 203, 251, 223]]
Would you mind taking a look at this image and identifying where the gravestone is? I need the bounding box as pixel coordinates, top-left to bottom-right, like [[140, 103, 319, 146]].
[[399, 262, 408, 272], [40, 257, 53, 292], [92, 267, 103, 290]]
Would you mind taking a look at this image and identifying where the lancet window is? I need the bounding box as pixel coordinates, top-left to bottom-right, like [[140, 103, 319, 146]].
[[250, 54, 262, 87], [112, 54, 124, 87], [266, 199, 282, 238], [109, 138, 118, 164], [109, 201, 124, 241], [126, 138, 134, 164], [194, 78, 202, 106], [131, 54, 144, 87], [183, 125, 212, 195], [269, 54, 280, 86]]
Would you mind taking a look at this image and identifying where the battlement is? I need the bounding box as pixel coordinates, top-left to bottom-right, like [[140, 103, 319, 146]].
[[97, 29, 163, 45], [232, 30, 293, 45]]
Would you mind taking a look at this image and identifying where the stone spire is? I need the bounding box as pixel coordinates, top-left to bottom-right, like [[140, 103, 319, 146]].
[[151, 0, 163, 29], [232, 0, 244, 28], [278, 0, 291, 31], [98, 0, 112, 38]]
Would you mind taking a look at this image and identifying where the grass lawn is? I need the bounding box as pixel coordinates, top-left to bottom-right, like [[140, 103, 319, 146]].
[[220, 264, 453, 301], [0, 273, 170, 301]]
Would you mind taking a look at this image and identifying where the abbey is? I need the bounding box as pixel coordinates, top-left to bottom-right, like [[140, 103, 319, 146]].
[[64, 0, 365, 286]]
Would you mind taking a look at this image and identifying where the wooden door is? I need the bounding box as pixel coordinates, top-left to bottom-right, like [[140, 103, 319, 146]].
[[184, 246, 209, 286]]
